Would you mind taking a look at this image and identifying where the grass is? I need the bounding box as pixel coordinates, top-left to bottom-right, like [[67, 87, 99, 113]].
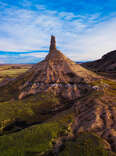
[[0, 93, 62, 134], [0, 123, 58, 156], [58, 132, 116, 156], [0, 69, 28, 78], [90, 78, 116, 96], [0, 65, 31, 82], [0, 108, 74, 156]]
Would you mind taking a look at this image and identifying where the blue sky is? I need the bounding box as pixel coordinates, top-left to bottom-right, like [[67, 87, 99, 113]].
[[0, 0, 116, 63]]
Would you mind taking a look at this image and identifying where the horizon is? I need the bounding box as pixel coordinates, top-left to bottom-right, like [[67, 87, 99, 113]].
[[0, 0, 116, 63], [0, 50, 92, 64]]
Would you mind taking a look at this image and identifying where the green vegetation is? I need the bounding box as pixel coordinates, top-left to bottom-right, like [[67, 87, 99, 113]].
[[0, 68, 27, 79], [0, 65, 31, 82], [91, 78, 116, 96], [0, 93, 61, 134], [101, 79, 116, 96], [0, 108, 74, 156], [58, 132, 116, 156], [91, 79, 116, 88]]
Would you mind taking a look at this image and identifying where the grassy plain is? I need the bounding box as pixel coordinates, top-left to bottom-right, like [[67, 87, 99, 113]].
[[0, 64, 32, 82]]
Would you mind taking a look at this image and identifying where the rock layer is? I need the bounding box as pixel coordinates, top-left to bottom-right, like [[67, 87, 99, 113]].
[[72, 90, 116, 152], [18, 36, 97, 100]]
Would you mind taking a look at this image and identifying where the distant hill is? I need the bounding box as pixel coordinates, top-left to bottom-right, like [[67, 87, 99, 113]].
[[82, 50, 116, 78]]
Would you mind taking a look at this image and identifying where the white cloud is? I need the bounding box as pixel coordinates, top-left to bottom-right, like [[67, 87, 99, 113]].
[[0, 3, 116, 63], [20, 52, 48, 58], [68, 18, 116, 61], [0, 61, 5, 64]]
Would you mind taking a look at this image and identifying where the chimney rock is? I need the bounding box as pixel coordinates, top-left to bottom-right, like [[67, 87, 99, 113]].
[[50, 35, 56, 52]]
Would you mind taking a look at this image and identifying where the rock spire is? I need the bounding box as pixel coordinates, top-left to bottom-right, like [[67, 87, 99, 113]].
[[49, 35, 56, 52], [18, 36, 97, 100]]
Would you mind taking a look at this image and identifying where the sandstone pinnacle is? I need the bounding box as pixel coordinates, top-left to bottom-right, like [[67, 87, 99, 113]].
[[49, 35, 56, 52], [18, 36, 99, 100]]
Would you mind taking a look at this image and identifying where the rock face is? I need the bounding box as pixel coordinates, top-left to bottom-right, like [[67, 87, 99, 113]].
[[18, 36, 97, 100], [50, 35, 56, 51], [72, 92, 116, 151]]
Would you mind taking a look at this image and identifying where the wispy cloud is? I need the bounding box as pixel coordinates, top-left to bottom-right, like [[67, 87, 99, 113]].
[[20, 52, 48, 58], [0, 1, 116, 63]]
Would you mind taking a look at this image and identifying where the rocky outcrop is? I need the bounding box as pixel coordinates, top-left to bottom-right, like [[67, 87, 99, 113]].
[[71, 91, 116, 152], [17, 36, 116, 152], [49, 35, 56, 51], [18, 36, 97, 100]]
